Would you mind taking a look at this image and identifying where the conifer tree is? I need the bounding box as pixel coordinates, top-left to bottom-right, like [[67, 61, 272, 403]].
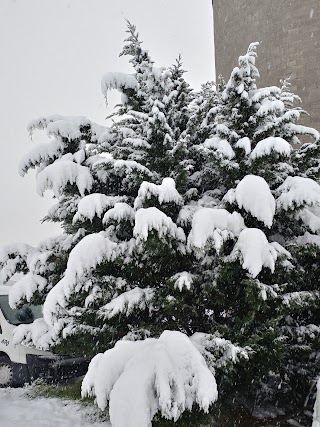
[[0, 23, 214, 357], [184, 42, 320, 418], [1, 25, 320, 426]]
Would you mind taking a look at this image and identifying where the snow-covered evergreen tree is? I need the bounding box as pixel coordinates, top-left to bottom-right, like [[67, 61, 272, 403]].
[[1, 24, 320, 426], [0, 23, 199, 354], [183, 42, 320, 418]]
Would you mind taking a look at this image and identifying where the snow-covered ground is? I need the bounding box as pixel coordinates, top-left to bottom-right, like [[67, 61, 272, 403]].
[[0, 387, 110, 427]]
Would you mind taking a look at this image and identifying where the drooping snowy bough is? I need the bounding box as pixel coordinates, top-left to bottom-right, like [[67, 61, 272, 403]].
[[82, 331, 218, 427]]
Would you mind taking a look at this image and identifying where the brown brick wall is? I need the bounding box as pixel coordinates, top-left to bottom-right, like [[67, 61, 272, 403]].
[[213, 0, 320, 129]]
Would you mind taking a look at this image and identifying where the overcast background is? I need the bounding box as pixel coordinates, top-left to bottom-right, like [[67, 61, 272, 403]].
[[0, 0, 214, 247]]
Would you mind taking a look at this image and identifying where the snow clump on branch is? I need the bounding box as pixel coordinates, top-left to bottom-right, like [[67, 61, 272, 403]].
[[81, 330, 218, 427]]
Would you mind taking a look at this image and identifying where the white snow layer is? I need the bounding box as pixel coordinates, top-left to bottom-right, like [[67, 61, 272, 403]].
[[134, 177, 183, 209], [27, 114, 66, 133], [296, 207, 320, 233], [92, 158, 152, 177], [101, 72, 138, 97], [99, 287, 154, 319], [19, 139, 63, 176], [231, 228, 289, 278], [256, 99, 284, 116], [9, 273, 47, 308], [277, 176, 320, 211], [296, 232, 320, 247], [235, 137, 251, 155], [171, 272, 195, 291], [46, 118, 89, 140], [12, 318, 54, 350], [133, 207, 186, 242], [188, 208, 245, 252], [112, 159, 152, 175], [284, 122, 320, 141], [43, 233, 118, 324], [81, 330, 218, 427], [103, 203, 135, 225], [73, 194, 124, 223], [250, 137, 292, 159], [203, 136, 235, 159], [28, 115, 107, 142], [0, 388, 108, 427], [190, 332, 250, 369], [37, 160, 93, 197], [0, 243, 33, 284], [225, 175, 275, 227], [122, 137, 151, 149]]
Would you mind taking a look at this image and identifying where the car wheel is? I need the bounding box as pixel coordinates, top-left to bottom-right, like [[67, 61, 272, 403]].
[[0, 360, 14, 387]]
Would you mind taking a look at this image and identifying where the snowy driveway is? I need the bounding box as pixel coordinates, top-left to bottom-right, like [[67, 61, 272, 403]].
[[0, 388, 110, 427]]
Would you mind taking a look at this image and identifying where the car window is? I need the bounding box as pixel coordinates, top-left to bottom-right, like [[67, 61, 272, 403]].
[[0, 295, 43, 325]]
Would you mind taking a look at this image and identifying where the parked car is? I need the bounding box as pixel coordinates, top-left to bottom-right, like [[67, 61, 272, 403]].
[[0, 285, 89, 387]]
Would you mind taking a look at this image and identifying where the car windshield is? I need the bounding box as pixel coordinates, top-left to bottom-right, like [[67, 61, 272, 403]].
[[0, 295, 43, 325]]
